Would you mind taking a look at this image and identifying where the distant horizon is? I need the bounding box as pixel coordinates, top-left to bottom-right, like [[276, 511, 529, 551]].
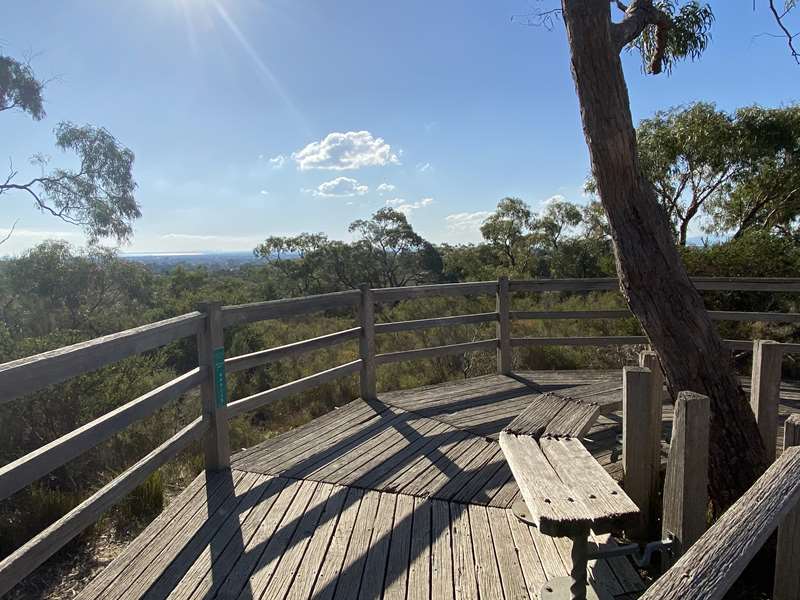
[[3, 2, 797, 256]]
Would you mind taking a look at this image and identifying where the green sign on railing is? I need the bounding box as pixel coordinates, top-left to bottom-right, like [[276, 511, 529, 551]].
[[212, 347, 227, 408]]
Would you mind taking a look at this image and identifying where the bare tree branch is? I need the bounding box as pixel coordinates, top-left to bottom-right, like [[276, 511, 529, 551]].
[[611, 0, 672, 73], [769, 0, 800, 63], [0, 219, 19, 245]]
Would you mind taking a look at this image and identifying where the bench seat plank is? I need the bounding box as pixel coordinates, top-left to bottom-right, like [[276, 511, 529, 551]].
[[540, 436, 640, 533], [499, 432, 595, 537], [504, 393, 600, 439]]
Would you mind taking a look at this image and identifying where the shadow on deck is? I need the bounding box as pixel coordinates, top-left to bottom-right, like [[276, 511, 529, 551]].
[[76, 370, 800, 600]]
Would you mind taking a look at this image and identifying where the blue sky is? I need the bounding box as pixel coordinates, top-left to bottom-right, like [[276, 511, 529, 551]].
[[2, 0, 798, 254]]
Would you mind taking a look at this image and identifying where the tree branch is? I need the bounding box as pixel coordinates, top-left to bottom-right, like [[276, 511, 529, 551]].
[[611, 0, 672, 73], [769, 0, 800, 64]]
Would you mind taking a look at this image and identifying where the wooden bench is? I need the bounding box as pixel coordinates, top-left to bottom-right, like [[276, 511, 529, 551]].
[[499, 393, 641, 600]]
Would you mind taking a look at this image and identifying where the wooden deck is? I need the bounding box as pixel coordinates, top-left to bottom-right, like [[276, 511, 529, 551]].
[[75, 370, 800, 600]]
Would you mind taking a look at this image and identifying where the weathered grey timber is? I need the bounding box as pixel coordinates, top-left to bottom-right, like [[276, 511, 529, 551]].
[[0, 367, 203, 501], [374, 312, 497, 333], [622, 365, 659, 540], [642, 447, 800, 600], [371, 280, 496, 302], [775, 413, 800, 600], [224, 327, 360, 373], [662, 391, 710, 558], [497, 276, 512, 375], [0, 417, 206, 597], [359, 284, 377, 400], [0, 311, 203, 405], [751, 339, 783, 463], [197, 302, 230, 471], [511, 336, 648, 347], [226, 359, 362, 418], [375, 339, 497, 365], [638, 350, 664, 538], [220, 289, 361, 327]]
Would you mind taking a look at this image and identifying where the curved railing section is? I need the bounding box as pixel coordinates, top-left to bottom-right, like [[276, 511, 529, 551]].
[[0, 277, 799, 594]]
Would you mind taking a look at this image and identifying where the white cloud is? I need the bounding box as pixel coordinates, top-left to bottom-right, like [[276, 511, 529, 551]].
[[386, 197, 434, 216], [445, 211, 492, 232], [312, 176, 369, 197], [269, 154, 286, 169], [376, 182, 396, 195], [293, 131, 400, 171], [416, 162, 433, 173], [260, 189, 269, 196]]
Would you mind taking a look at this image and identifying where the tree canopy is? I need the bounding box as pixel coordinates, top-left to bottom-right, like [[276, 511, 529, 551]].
[[0, 54, 140, 244]]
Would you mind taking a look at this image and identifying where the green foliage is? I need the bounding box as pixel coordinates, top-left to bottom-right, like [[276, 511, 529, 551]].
[[118, 472, 164, 525], [1, 55, 140, 245], [630, 102, 800, 244], [628, 1, 715, 74], [0, 55, 45, 120]]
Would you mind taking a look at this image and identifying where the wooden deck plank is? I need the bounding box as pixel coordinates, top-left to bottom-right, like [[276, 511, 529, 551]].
[[383, 493, 414, 600], [183, 476, 289, 600], [259, 482, 334, 599], [160, 474, 277, 599], [90, 470, 247, 600], [407, 497, 432, 600], [283, 484, 349, 600], [434, 442, 501, 501], [450, 503, 479, 600], [76, 472, 221, 600], [430, 500, 455, 600], [487, 506, 530, 600], [309, 487, 364, 600], [331, 489, 381, 599], [214, 477, 303, 600], [528, 523, 567, 581], [239, 479, 319, 598], [406, 437, 493, 499], [467, 504, 505, 600], [357, 492, 397, 600], [380, 431, 468, 494], [506, 509, 547, 596], [140, 472, 261, 599]]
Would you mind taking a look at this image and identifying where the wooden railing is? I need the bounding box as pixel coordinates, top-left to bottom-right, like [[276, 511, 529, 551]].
[[0, 277, 799, 595]]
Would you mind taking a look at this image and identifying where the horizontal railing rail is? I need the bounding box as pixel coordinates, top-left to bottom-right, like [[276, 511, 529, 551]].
[[221, 289, 361, 327], [375, 339, 497, 365], [0, 367, 204, 503], [224, 327, 361, 374], [641, 445, 800, 600], [1, 276, 799, 596], [0, 417, 206, 595], [0, 312, 204, 406]]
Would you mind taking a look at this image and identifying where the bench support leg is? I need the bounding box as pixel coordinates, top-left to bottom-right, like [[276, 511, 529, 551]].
[[540, 534, 612, 600]]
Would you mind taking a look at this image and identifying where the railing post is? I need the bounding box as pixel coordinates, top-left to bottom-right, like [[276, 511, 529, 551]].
[[639, 350, 665, 537], [774, 413, 800, 600], [359, 284, 377, 401], [751, 339, 783, 463], [623, 365, 658, 540], [496, 276, 512, 375], [197, 302, 230, 471], [662, 391, 710, 562]]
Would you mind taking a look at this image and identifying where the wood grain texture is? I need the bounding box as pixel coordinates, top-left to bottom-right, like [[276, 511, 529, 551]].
[[374, 312, 497, 334], [0, 367, 203, 502], [220, 289, 360, 327], [751, 339, 783, 463], [0, 312, 203, 405], [224, 327, 360, 373], [497, 276, 512, 375], [662, 391, 710, 559], [375, 339, 497, 365], [359, 285, 377, 401], [226, 359, 361, 418], [371, 281, 496, 302], [622, 365, 654, 540], [197, 302, 230, 471], [0, 417, 206, 597], [642, 447, 800, 600], [775, 414, 800, 600]]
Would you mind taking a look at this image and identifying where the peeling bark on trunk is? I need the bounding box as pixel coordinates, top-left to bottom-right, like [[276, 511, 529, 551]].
[[561, 0, 767, 511]]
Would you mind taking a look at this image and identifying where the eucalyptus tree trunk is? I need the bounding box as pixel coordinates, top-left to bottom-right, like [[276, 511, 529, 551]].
[[560, 0, 767, 512]]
